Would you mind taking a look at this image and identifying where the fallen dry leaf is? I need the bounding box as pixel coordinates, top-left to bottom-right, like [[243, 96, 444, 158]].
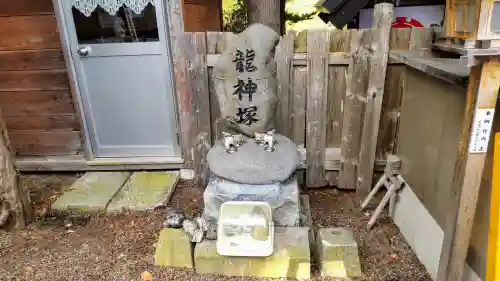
[[141, 271, 153, 281]]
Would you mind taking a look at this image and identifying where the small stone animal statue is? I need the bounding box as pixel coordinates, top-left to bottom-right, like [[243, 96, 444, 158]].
[[222, 132, 244, 153], [182, 220, 204, 242], [254, 130, 276, 152], [183, 217, 209, 243]]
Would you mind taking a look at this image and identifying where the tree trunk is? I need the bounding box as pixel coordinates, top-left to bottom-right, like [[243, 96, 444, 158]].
[[245, 0, 284, 34], [0, 110, 31, 229]]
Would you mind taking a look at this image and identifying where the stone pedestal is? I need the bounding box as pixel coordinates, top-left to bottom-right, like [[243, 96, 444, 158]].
[[202, 174, 300, 227], [195, 227, 310, 279]]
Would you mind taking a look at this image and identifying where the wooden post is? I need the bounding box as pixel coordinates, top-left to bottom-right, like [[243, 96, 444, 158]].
[[275, 34, 294, 138], [245, 0, 284, 34], [0, 109, 31, 229], [437, 58, 500, 281], [357, 3, 393, 196], [167, 0, 196, 169]]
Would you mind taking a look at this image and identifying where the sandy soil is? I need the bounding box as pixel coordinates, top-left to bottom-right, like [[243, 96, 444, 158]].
[[0, 173, 431, 281]]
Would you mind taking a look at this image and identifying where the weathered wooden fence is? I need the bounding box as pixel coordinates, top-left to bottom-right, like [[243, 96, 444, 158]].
[[179, 25, 437, 190]]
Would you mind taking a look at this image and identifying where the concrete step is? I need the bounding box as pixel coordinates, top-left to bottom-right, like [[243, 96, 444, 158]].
[[51, 171, 180, 213], [52, 172, 130, 213], [107, 171, 180, 213]]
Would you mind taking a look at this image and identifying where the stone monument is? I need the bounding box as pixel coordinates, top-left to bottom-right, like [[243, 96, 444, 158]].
[[203, 23, 302, 229], [212, 23, 279, 136]]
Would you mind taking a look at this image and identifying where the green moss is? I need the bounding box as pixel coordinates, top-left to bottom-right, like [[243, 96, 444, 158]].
[[106, 171, 179, 212]]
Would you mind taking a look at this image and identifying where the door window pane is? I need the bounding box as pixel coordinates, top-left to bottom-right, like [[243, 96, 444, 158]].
[[72, 4, 159, 44], [491, 2, 500, 33]]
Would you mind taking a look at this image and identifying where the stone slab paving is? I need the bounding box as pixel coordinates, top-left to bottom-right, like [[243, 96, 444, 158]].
[[107, 171, 180, 213], [195, 227, 310, 279], [51, 172, 130, 212], [154, 228, 193, 268], [316, 227, 362, 278]]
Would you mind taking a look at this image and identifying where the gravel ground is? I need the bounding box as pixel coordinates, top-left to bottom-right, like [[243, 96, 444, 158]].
[[0, 173, 432, 281]]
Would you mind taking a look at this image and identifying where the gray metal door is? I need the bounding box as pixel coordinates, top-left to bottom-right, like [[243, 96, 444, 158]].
[[61, 0, 180, 158]]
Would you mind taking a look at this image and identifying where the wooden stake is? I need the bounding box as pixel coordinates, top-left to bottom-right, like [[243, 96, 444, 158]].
[[0, 109, 31, 229], [437, 58, 500, 281], [357, 3, 393, 197]]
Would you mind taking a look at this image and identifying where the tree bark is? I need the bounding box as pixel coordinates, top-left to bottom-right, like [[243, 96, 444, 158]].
[[0, 109, 31, 229], [245, 0, 284, 34]]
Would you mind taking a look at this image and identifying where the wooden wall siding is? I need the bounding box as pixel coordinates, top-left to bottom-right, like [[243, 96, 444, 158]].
[[199, 28, 434, 188], [0, 0, 55, 16], [0, 16, 61, 51], [0, 2, 81, 155], [0, 49, 66, 71], [183, 0, 222, 32]]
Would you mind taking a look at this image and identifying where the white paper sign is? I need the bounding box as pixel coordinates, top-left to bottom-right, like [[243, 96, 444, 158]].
[[469, 108, 495, 153]]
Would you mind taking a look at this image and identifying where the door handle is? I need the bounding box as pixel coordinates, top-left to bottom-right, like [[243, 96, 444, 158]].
[[77, 46, 91, 57]]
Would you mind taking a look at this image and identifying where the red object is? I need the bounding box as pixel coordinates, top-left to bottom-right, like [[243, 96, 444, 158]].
[[391, 16, 424, 28]]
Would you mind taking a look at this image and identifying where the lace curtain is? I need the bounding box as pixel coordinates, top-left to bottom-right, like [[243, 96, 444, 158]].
[[70, 0, 155, 16]]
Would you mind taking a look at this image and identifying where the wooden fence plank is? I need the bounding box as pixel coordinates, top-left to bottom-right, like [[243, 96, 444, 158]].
[[409, 27, 434, 50], [306, 30, 330, 187], [275, 34, 294, 138], [292, 67, 307, 146], [188, 33, 211, 144], [167, 0, 194, 168], [185, 32, 211, 187], [357, 3, 393, 196], [326, 30, 351, 148], [206, 32, 222, 54], [437, 58, 500, 281], [376, 66, 405, 157], [0, 70, 69, 91], [339, 29, 372, 190], [376, 26, 416, 157], [390, 28, 411, 50], [0, 50, 65, 71], [329, 30, 352, 52], [0, 16, 61, 51]]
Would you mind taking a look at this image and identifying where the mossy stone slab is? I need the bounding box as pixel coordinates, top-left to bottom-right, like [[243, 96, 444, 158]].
[[107, 171, 179, 212], [154, 228, 193, 268], [51, 172, 130, 213], [195, 227, 310, 279]]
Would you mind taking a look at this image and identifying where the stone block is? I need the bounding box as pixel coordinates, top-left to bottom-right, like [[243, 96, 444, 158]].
[[316, 227, 362, 277], [195, 227, 310, 279], [52, 172, 130, 213], [154, 228, 193, 268], [107, 171, 179, 212]]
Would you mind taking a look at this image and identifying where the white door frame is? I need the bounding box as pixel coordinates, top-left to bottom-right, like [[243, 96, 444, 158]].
[[50, 0, 180, 160]]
